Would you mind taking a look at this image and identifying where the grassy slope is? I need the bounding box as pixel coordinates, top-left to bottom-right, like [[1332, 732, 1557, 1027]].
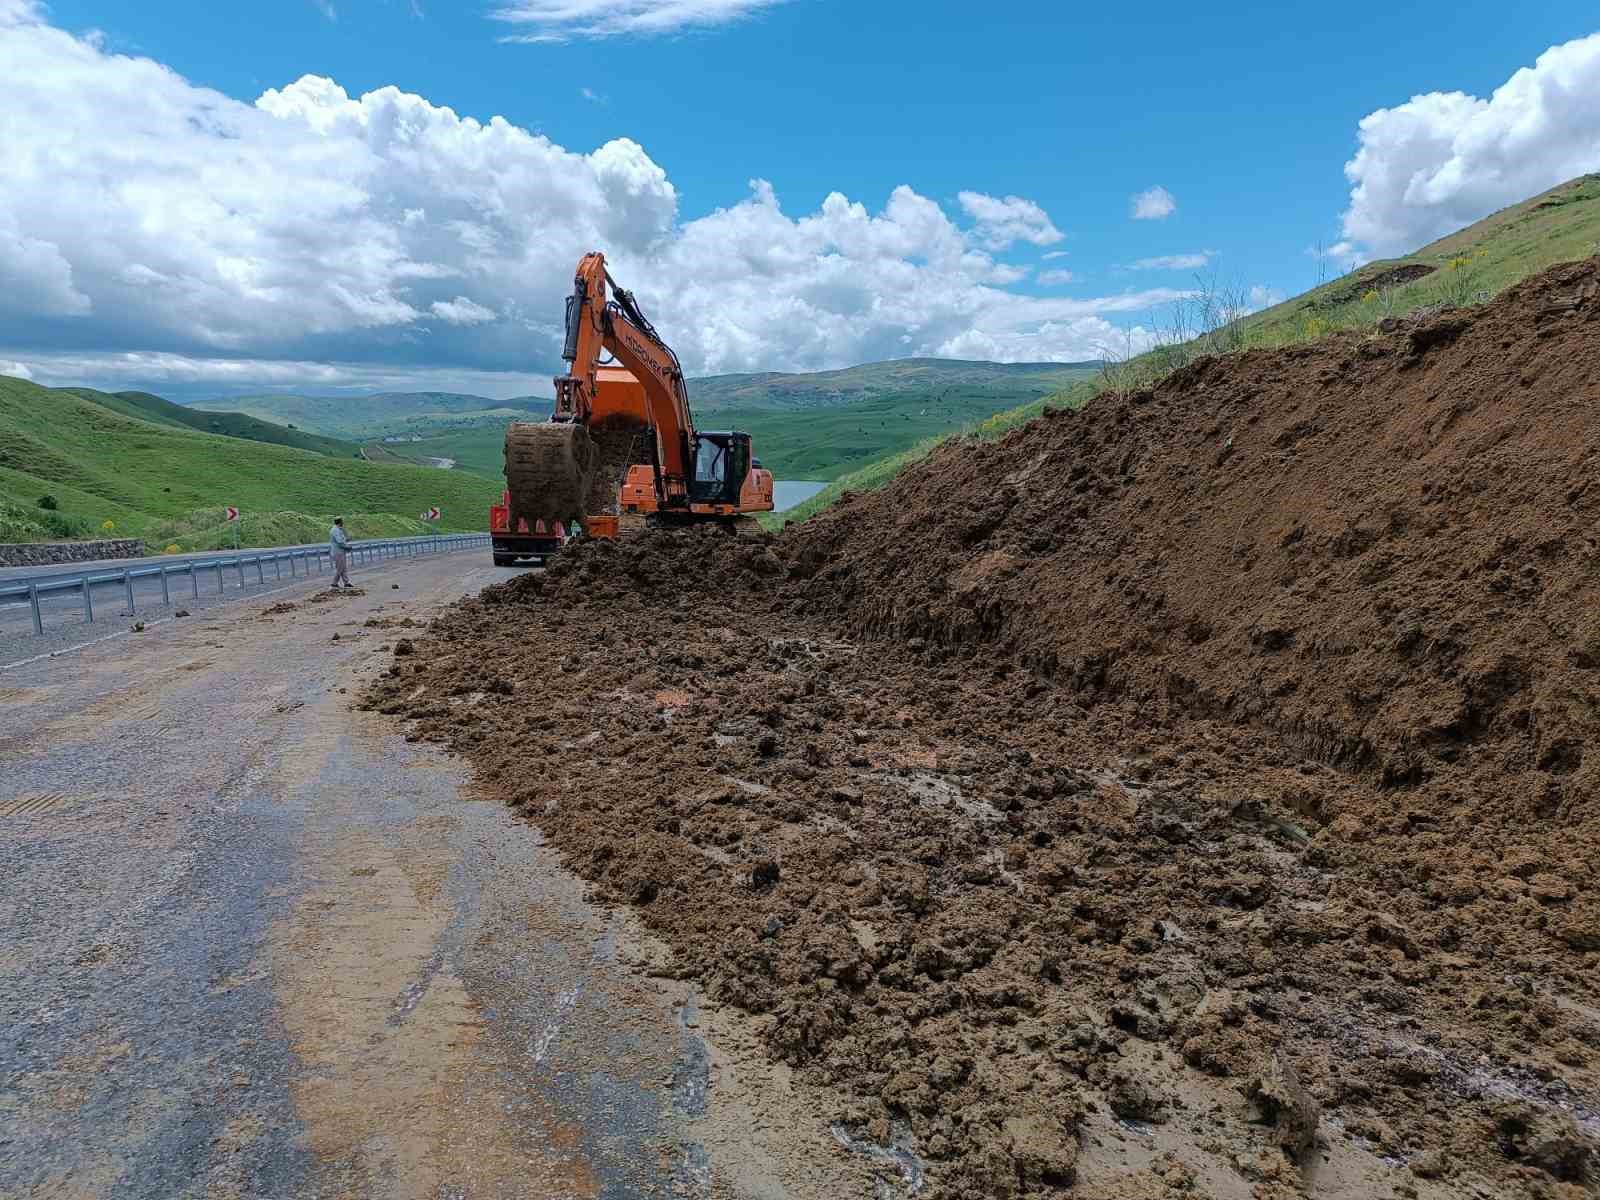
[[1246, 173, 1600, 345], [717, 386, 1083, 481], [772, 173, 1600, 529], [193, 391, 547, 438], [0, 376, 501, 550], [61, 388, 360, 457]]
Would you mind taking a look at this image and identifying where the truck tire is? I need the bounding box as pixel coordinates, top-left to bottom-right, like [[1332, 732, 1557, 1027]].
[[493, 553, 516, 567]]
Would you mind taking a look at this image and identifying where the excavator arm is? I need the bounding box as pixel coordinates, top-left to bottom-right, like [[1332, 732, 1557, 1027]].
[[553, 252, 695, 506], [504, 251, 770, 533]]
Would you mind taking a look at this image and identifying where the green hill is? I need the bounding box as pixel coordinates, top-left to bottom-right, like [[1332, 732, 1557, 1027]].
[[192, 391, 549, 439], [773, 173, 1600, 529], [60, 388, 360, 457], [1243, 173, 1600, 346], [691, 358, 1101, 410], [0, 376, 501, 552]]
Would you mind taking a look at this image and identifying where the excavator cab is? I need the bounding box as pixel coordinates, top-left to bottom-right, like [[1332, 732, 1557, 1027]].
[[689, 432, 753, 506]]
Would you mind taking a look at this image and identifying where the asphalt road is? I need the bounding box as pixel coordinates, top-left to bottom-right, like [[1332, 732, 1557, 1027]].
[[0, 553, 864, 1199]]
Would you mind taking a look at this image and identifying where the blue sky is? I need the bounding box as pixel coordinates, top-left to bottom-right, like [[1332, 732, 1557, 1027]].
[[4, 0, 1599, 396]]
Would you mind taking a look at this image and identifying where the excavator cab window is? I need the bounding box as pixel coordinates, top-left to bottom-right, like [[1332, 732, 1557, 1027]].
[[694, 438, 727, 489], [690, 432, 751, 505]]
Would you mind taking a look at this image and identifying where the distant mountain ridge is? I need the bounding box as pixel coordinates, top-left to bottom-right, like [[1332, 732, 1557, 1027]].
[[690, 357, 1103, 410], [179, 358, 1104, 432], [186, 391, 549, 439]]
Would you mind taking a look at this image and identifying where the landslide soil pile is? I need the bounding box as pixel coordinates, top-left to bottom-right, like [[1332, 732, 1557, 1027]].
[[367, 261, 1600, 1199], [793, 258, 1600, 787]]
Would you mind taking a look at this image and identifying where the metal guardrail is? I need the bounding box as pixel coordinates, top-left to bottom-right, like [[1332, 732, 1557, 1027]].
[[0, 533, 490, 637]]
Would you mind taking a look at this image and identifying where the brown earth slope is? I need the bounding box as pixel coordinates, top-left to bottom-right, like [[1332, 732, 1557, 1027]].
[[794, 257, 1600, 786], [366, 259, 1600, 1199]]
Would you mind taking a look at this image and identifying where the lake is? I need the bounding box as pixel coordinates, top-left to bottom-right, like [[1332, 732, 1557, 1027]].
[[772, 480, 827, 512]]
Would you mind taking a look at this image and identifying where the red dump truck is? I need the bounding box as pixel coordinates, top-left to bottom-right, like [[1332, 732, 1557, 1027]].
[[489, 490, 569, 567]]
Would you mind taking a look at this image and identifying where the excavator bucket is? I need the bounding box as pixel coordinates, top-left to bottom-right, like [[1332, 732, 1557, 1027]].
[[504, 421, 598, 528], [504, 418, 645, 532]]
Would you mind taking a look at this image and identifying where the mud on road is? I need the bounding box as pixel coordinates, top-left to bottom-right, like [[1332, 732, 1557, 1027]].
[[369, 261, 1600, 1199], [1, 554, 877, 1200]]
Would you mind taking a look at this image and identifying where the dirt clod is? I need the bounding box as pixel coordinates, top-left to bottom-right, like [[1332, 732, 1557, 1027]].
[[1492, 1099, 1597, 1180], [1244, 1053, 1319, 1159]]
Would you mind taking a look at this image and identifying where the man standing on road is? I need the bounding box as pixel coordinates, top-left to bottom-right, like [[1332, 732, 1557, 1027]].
[[330, 517, 353, 589]]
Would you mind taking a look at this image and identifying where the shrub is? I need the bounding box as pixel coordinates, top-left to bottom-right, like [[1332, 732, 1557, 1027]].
[[41, 512, 92, 539], [37, 494, 58, 510]]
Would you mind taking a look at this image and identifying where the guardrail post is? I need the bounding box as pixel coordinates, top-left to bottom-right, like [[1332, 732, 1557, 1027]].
[[82, 576, 94, 623], [28, 581, 42, 636], [257, 557, 265, 585], [191, 564, 200, 600], [238, 558, 247, 589], [123, 569, 135, 615], [160, 567, 170, 607], [216, 562, 226, 594]]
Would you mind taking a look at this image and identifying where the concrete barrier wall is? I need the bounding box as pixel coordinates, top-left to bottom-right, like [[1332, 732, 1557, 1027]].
[[0, 539, 146, 567]]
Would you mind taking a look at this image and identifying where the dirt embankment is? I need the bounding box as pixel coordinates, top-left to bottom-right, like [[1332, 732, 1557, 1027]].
[[366, 260, 1600, 1199], [794, 259, 1600, 786]]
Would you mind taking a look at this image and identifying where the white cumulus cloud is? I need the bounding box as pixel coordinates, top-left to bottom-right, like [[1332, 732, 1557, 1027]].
[[1131, 186, 1176, 220], [1248, 284, 1284, 310], [10, 350, 546, 396], [1129, 250, 1213, 271], [957, 191, 1065, 250], [491, 0, 787, 42], [1341, 32, 1600, 257], [0, 4, 1174, 393], [1, 359, 32, 380], [429, 296, 498, 325]]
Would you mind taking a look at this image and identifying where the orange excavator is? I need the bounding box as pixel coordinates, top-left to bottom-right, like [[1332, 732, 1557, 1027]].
[[499, 252, 772, 556]]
